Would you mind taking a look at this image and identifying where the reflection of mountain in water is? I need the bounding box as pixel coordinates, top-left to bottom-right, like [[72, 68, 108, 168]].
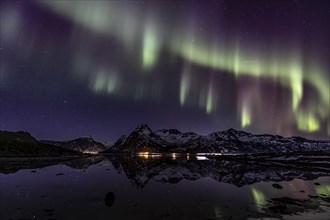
[[1, 154, 329, 188], [63, 156, 107, 170], [0, 156, 107, 174], [106, 155, 330, 188]]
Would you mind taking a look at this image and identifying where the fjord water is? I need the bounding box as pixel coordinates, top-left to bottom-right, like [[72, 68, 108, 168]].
[[0, 156, 329, 220]]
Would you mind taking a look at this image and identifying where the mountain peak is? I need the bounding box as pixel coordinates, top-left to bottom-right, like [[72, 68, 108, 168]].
[[222, 128, 249, 135], [135, 124, 152, 132], [80, 135, 95, 141], [222, 128, 240, 133], [86, 135, 94, 139]]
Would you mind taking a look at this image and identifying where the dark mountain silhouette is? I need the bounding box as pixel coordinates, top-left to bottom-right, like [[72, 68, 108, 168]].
[[42, 136, 110, 154], [0, 131, 81, 157]]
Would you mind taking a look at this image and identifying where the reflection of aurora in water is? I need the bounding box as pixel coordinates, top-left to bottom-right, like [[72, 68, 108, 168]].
[[1, 157, 329, 220], [251, 187, 267, 212], [316, 185, 330, 196], [1, 1, 329, 139]]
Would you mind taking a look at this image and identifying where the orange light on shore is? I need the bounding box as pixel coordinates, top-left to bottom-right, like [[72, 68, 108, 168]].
[[138, 152, 149, 159]]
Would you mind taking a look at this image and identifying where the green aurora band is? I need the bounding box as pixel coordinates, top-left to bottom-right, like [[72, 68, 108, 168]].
[[38, 1, 330, 137]]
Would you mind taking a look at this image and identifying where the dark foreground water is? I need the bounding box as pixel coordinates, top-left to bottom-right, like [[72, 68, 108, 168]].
[[0, 155, 329, 220]]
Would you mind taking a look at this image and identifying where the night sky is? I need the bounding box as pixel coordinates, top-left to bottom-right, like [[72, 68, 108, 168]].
[[0, 0, 329, 142]]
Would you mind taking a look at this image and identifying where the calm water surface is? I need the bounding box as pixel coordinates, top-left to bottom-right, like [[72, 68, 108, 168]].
[[0, 156, 329, 220]]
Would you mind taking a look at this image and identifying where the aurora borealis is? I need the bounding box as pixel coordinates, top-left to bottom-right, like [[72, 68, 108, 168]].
[[0, 0, 329, 141]]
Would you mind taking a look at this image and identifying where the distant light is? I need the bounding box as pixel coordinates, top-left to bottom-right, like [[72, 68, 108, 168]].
[[138, 151, 149, 159], [83, 151, 98, 155], [196, 153, 223, 156], [196, 156, 209, 160], [172, 153, 177, 160]]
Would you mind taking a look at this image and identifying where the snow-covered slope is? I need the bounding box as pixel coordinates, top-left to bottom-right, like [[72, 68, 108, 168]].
[[104, 124, 330, 154]]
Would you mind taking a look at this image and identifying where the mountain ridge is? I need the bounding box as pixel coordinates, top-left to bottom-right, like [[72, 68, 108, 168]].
[[0, 130, 81, 157], [42, 136, 111, 154], [1, 125, 329, 156], [103, 124, 330, 154]]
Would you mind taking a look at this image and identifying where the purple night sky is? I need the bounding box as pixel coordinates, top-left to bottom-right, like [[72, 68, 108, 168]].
[[1, 0, 329, 142]]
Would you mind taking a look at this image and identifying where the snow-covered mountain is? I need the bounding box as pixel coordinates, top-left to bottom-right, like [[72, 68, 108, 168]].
[[43, 136, 111, 154], [104, 124, 330, 154]]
